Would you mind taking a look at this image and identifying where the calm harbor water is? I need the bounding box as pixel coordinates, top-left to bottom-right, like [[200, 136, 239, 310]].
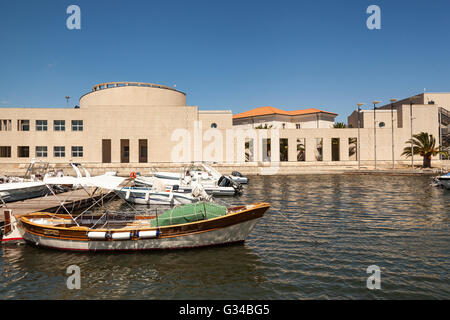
[[1, 174, 449, 299]]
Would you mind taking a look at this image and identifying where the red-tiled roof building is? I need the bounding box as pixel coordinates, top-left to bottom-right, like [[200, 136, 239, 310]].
[[233, 106, 338, 129]]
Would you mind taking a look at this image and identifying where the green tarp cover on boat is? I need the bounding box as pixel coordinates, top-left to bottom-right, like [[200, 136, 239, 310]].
[[150, 202, 228, 227]]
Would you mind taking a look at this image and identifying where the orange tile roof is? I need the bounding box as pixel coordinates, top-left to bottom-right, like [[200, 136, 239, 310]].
[[232, 106, 337, 119]]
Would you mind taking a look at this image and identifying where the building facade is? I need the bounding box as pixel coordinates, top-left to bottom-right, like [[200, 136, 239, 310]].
[[0, 83, 449, 172]]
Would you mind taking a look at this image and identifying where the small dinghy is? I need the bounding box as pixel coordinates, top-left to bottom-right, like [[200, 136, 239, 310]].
[[2, 202, 270, 251], [115, 186, 203, 205]]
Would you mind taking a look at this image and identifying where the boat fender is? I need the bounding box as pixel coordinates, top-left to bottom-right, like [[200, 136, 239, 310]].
[[145, 190, 150, 202], [111, 232, 132, 240], [125, 189, 131, 200], [87, 231, 108, 240], [137, 230, 160, 239]]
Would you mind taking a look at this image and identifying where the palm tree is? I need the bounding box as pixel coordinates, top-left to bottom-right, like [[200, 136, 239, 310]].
[[333, 122, 347, 128], [401, 132, 448, 168]]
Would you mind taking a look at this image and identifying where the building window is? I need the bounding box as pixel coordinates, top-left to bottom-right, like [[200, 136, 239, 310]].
[[54, 146, 65, 157], [36, 146, 48, 157], [211, 123, 217, 129], [36, 120, 48, 131], [349, 138, 357, 160], [139, 139, 147, 163], [297, 138, 305, 161], [72, 120, 83, 131], [296, 124, 301, 129], [280, 138, 288, 161], [54, 120, 65, 131], [0, 120, 12, 131], [282, 123, 286, 129], [332, 138, 340, 161], [0, 146, 11, 158], [18, 120, 30, 131], [17, 146, 29, 157], [71, 146, 83, 157], [245, 138, 254, 162], [120, 139, 129, 163], [315, 138, 323, 161], [378, 122, 385, 128]]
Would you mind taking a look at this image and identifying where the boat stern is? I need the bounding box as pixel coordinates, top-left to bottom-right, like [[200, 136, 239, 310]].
[[1, 209, 26, 244]]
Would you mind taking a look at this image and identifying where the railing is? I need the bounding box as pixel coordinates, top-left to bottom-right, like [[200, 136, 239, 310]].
[[91, 82, 185, 95]]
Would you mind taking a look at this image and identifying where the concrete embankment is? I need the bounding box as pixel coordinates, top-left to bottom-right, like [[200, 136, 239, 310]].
[[1, 161, 448, 177]]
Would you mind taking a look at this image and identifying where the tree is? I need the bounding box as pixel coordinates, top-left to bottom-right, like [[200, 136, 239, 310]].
[[401, 132, 448, 168], [333, 122, 347, 128]]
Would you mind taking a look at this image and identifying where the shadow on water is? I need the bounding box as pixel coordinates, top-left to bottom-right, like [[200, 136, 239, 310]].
[[1, 174, 449, 299]]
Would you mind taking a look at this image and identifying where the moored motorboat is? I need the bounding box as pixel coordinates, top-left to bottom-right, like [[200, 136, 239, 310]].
[[152, 163, 245, 193], [436, 172, 450, 189], [2, 202, 270, 251], [135, 175, 241, 196], [0, 159, 52, 203], [0, 181, 49, 203]]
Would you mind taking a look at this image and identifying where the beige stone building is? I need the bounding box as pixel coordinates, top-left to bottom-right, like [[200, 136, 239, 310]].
[[0, 82, 449, 174]]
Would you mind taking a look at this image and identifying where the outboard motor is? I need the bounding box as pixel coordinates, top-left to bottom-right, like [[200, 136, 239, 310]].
[[231, 171, 243, 177], [218, 175, 243, 195]]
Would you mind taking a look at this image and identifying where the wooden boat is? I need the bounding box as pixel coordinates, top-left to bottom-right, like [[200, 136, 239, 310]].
[[2, 202, 270, 251]]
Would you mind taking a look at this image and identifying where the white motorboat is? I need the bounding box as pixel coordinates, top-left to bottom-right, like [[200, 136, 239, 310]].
[[0, 159, 52, 203], [155, 163, 247, 186], [43, 162, 125, 190], [0, 181, 49, 203], [436, 173, 450, 189], [135, 175, 240, 196]]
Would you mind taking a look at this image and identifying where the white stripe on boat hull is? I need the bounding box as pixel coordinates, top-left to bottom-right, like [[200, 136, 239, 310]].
[[23, 218, 261, 251]]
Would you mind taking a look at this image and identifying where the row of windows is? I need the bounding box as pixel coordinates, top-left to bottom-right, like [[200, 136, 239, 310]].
[[0, 146, 83, 158], [0, 120, 83, 132]]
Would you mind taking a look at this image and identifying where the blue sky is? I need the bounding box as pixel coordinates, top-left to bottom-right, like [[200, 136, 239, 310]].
[[0, 0, 449, 122]]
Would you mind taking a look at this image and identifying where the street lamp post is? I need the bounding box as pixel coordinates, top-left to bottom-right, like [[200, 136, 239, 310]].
[[373, 100, 380, 170], [357, 103, 364, 170], [390, 99, 397, 169], [410, 100, 414, 170]]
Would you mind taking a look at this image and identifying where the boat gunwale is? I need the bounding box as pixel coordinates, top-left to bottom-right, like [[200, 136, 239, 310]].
[[18, 202, 270, 234]]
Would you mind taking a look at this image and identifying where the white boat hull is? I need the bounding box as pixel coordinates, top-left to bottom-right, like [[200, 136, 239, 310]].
[[116, 188, 196, 205], [135, 177, 237, 196], [0, 183, 49, 203], [438, 177, 450, 189], [23, 218, 261, 251]]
